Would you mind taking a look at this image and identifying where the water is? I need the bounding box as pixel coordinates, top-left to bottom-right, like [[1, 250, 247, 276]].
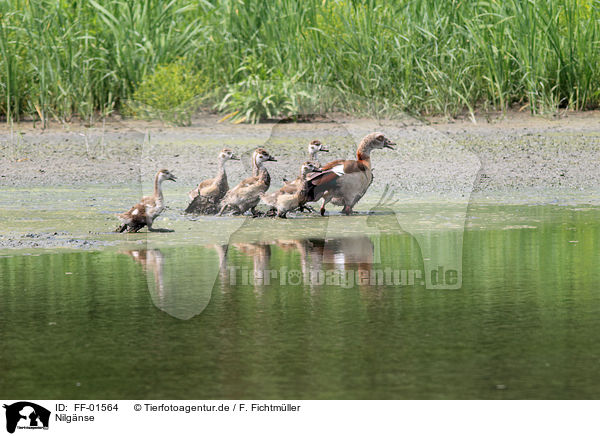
[[1, 204, 600, 399]]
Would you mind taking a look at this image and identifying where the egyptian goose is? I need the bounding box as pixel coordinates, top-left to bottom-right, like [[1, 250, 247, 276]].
[[217, 148, 277, 216], [308, 139, 329, 167], [282, 140, 328, 185], [185, 148, 239, 214], [116, 169, 177, 232], [261, 161, 322, 218], [306, 132, 395, 215]]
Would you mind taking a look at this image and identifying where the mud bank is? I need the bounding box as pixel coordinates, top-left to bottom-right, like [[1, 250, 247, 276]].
[[1, 112, 599, 194], [1, 112, 599, 250]]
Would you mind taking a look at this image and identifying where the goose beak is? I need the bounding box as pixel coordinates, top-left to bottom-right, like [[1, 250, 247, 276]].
[[321, 146, 329, 152], [169, 175, 177, 181], [231, 155, 240, 160], [384, 140, 396, 150], [268, 156, 277, 162]]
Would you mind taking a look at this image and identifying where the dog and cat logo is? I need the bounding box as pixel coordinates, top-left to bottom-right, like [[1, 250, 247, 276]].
[[3, 402, 50, 433]]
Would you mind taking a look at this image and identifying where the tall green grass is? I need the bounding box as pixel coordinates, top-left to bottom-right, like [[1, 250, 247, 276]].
[[1, 0, 600, 124]]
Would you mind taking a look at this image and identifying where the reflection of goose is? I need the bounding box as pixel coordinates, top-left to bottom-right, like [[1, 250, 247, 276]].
[[122, 249, 166, 302], [122, 247, 219, 320], [231, 242, 272, 291], [275, 238, 315, 283], [233, 243, 271, 272], [318, 236, 378, 291], [277, 237, 374, 269], [320, 237, 374, 266], [274, 236, 375, 289], [213, 244, 229, 271], [211, 244, 229, 285]]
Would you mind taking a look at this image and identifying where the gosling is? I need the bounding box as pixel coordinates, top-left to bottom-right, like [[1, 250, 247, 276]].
[[115, 169, 177, 232], [185, 148, 239, 214]]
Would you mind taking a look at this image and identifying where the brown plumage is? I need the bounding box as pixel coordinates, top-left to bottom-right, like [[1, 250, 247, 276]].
[[261, 161, 321, 217], [308, 139, 329, 167], [282, 140, 328, 185], [305, 132, 395, 215], [115, 169, 177, 232], [217, 148, 277, 216], [185, 148, 239, 214]]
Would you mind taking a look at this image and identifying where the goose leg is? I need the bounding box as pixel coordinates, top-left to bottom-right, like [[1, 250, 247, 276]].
[[217, 204, 228, 216], [300, 205, 316, 213], [320, 198, 329, 216], [127, 224, 142, 233]]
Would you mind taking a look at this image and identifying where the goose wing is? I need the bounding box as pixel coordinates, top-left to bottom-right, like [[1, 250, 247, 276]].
[[222, 175, 265, 204], [305, 159, 368, 202], [119, 200, 149, 224]]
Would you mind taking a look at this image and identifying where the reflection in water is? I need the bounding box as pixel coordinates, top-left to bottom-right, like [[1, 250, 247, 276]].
[[4, 206, 600, 399], [213, 244, 229, 284], [231, 243, 271, 293], [123, 233, 426, 319], [121, 246, 221, 320], [274, 237, 376, 291], [123, 249, 166, 304]]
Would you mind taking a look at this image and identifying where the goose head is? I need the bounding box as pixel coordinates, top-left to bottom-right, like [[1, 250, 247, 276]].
[[253, 148, 277, 167], [308, 140, 329, 155], [300, 161, 322, 178], [157, 169, 177, 182], [362, 132, 396, 151], [219, 148, 240, 163]]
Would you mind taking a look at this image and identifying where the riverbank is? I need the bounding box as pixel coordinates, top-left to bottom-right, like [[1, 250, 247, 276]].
[[1, 111, 599, 251], [1, 111, 599, 194]]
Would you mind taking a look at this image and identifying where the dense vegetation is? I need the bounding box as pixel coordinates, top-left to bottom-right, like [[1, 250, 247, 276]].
[[1, 0, 599, 124]]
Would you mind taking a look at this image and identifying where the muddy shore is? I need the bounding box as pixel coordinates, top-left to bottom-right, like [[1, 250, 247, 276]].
[[1, 111, 599, 194], [1, 111, 599, 250]]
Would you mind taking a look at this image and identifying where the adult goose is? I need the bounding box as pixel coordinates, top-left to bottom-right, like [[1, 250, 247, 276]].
[[306, 132, 395, 215]]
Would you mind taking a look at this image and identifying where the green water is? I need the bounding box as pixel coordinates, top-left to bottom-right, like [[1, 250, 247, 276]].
[[1, 204, 600, 399]]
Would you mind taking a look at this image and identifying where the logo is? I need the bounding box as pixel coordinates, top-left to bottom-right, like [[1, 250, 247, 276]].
[[3, 402, 50, 434]]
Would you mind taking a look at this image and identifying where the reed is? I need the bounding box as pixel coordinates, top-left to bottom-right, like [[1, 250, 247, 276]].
[[1, 0, 599, 124]]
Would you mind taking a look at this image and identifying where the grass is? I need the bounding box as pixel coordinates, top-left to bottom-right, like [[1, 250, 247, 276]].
[[1, 0, 600, 124]]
